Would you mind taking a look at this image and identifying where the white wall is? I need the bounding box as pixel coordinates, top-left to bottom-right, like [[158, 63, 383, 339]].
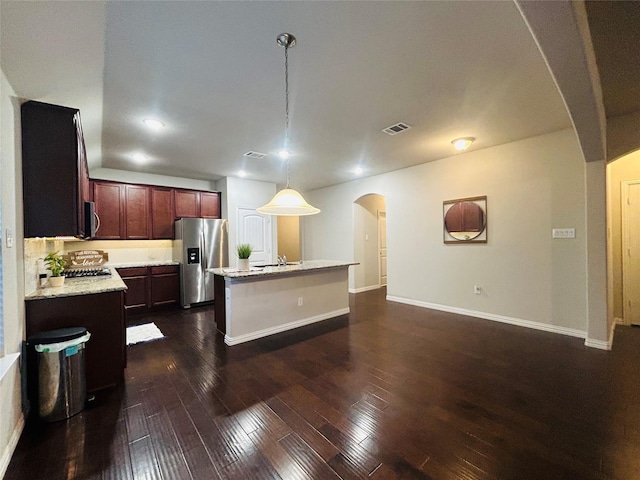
[[305, 129, 589, 336], [0, 69, 25, 478], [216, 177, 277, 263]]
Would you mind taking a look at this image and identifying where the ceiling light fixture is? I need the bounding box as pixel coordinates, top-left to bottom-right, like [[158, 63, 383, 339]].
[[451, 137, 475, 151], [143, 118, 165, 130], [354, 166, 364, 176], [238, 170, 247, 178], [132, 152, 147, 163], [257, 33, 320, 217]]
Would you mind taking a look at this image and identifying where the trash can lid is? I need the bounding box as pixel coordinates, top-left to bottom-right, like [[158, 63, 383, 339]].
[[28, 327, 88, 345]]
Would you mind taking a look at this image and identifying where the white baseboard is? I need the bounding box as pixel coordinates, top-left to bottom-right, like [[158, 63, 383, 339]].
[[349, 284, 381, 294], [584, 320, 616, 351], [584, 337, 611, 350], [225, 307, 350, 346], [0, 413, 24, 479], [386, 295, 587, 339]]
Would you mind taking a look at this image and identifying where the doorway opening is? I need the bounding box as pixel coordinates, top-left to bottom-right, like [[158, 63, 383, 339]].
[[352, 194, 386, 293], [607, 149, 640, 326]]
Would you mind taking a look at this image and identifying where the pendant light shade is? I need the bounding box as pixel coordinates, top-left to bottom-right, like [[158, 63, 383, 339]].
[[257, 189, 320, 216], [258, 33, 320, 217]]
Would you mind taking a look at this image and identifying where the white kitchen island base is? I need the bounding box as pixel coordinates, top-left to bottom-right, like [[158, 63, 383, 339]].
[[211, 261, 355, 346]]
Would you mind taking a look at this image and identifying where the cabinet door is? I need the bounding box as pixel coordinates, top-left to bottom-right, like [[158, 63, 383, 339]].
[[174, 189, 200, 218], [151, 187, 175, 239], [118, 268, 150, 314], [150, 266, 180, 308], [22, 101, 83, 237], [125, 185, 151, 239], [93, 181, 124, 239], [200, 192, 221, 218], [25, 290, 125, 393]]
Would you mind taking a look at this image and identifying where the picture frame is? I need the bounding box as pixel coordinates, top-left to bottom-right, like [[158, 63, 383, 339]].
[[443, 195, 487, 244]]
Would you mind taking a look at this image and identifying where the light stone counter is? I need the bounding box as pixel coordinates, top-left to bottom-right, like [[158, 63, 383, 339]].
[[212, 260, 356, 345], [25, 268, 127, 301], [209, 260, 357, 280]]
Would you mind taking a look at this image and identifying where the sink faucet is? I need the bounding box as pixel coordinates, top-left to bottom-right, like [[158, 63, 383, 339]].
[[277, 255, 287, 266]]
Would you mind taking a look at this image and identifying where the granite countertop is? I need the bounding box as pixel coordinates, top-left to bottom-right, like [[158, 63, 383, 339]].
[[110, 261, 179, 268], [209, 260, 357, 279], [25, 268, 127, 301]]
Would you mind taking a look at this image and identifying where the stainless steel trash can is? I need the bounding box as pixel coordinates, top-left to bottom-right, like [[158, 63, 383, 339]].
[[28, 327, 91, 422]]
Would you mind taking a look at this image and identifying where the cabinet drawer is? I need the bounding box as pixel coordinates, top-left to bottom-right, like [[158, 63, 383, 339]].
[[151, 265, 179, 275], [117, 267, 149, 278]]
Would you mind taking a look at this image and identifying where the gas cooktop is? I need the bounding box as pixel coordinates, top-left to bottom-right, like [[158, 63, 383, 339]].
[[64, 268, 112, 279]]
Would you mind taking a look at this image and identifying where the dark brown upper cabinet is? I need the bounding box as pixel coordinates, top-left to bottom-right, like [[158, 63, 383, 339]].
[[124, 184, 151, 239], [93, 182, 151, 240], [200, 192, 221, 218], [174, 189, 200, 218], [22, 101, 91, 237], [175, 189, 221, 219], [93, 181, 124, 239], [151, 187, 175, 239], [93, 181, 220, 240]]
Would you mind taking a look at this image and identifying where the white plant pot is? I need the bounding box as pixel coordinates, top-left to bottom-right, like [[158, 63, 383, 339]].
[[238, 258, 250, 271], [48, 276, 65, 287]]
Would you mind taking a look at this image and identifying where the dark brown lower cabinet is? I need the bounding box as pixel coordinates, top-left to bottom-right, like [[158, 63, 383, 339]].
[[117, 267, 150, 314], [25, 290, 126, 393], [117, 265, 180, 314], [150, 265, 180, 308]]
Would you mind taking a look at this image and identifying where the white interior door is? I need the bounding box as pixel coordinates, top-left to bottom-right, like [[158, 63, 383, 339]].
[[622, 180, 640, 325], [378, 210, 387, 286], [237, 207, 271, 266]]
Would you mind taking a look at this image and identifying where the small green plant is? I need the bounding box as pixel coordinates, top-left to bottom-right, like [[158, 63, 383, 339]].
[[236, 244, 253, 260], [44, 252, 66, 277]]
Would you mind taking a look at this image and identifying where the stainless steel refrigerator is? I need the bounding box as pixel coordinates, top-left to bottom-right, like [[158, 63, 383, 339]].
[[174, 218, 229, 308]]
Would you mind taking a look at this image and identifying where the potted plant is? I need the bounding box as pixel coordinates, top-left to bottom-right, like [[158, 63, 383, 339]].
[[236, 243, 253, 271], [44, 252, 67, 287]]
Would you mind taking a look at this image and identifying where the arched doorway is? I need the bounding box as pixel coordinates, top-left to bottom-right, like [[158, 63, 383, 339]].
[[352, 194, 386, 293]]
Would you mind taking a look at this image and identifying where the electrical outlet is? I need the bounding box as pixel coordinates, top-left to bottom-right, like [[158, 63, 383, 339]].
[[298, 297, 304, 307], [474, 285, 481, 295]]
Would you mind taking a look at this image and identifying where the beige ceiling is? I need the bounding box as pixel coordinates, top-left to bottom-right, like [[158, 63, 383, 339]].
[[1, 1, 573, 191]]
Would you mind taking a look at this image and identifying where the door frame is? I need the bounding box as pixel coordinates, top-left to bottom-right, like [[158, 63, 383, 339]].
[[621, 179, 640, 325], [378, 209, 387, 287]]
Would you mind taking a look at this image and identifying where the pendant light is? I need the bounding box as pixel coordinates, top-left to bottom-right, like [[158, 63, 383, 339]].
[[257, 33, 320, 216]]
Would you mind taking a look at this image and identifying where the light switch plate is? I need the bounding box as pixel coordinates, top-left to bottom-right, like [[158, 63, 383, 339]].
[[5, 228, 14, 248], [552, 228, 575, 239]]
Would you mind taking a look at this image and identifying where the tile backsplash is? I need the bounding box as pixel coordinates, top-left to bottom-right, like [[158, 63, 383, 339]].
[[24, 239, 174, 295], [63, 240, 173, 266], [24, 238, 64, 294]]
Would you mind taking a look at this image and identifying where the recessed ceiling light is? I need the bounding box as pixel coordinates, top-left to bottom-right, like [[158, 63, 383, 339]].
[[143, 118, 165, 130], [277, 150, 291, 160], [238, 170, 248, 178], [451, 137, 475, 151], [132, 153, 147, 163], [353, 166, 364, 176]]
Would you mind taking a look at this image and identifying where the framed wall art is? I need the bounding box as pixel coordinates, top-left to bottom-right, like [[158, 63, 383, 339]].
[[443, 196, 487, 244]]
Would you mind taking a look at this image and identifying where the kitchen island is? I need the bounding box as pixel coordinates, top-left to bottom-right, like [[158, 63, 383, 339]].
[[210, 260, 356, 345]]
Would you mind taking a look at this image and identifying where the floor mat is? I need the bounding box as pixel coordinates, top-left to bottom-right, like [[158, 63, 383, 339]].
[[126, 322, 165, 345]]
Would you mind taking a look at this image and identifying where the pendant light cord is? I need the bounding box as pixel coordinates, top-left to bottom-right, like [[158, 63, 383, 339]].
[[284, 42, 291, 188]]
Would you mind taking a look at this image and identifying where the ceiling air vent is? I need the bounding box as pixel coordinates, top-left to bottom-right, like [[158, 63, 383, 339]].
[[243, 151, 267, 159], [382, 122, 411, 136]]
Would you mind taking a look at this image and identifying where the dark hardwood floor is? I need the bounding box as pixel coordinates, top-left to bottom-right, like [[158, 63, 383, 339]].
[[6, 288, 640, 479]]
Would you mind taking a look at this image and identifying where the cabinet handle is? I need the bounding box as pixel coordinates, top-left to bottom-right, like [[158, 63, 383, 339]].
[[94, 211, 101, 233]]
